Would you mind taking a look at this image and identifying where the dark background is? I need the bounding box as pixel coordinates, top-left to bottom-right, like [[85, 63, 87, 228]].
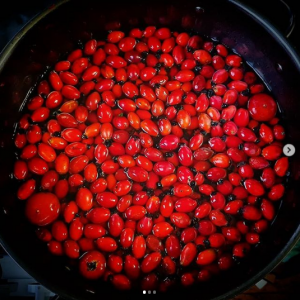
[[0, 0, 299, 53]]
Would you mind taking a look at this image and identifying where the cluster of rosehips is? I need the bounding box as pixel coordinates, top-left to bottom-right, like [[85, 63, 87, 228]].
[[13, 26, 289, 292]]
